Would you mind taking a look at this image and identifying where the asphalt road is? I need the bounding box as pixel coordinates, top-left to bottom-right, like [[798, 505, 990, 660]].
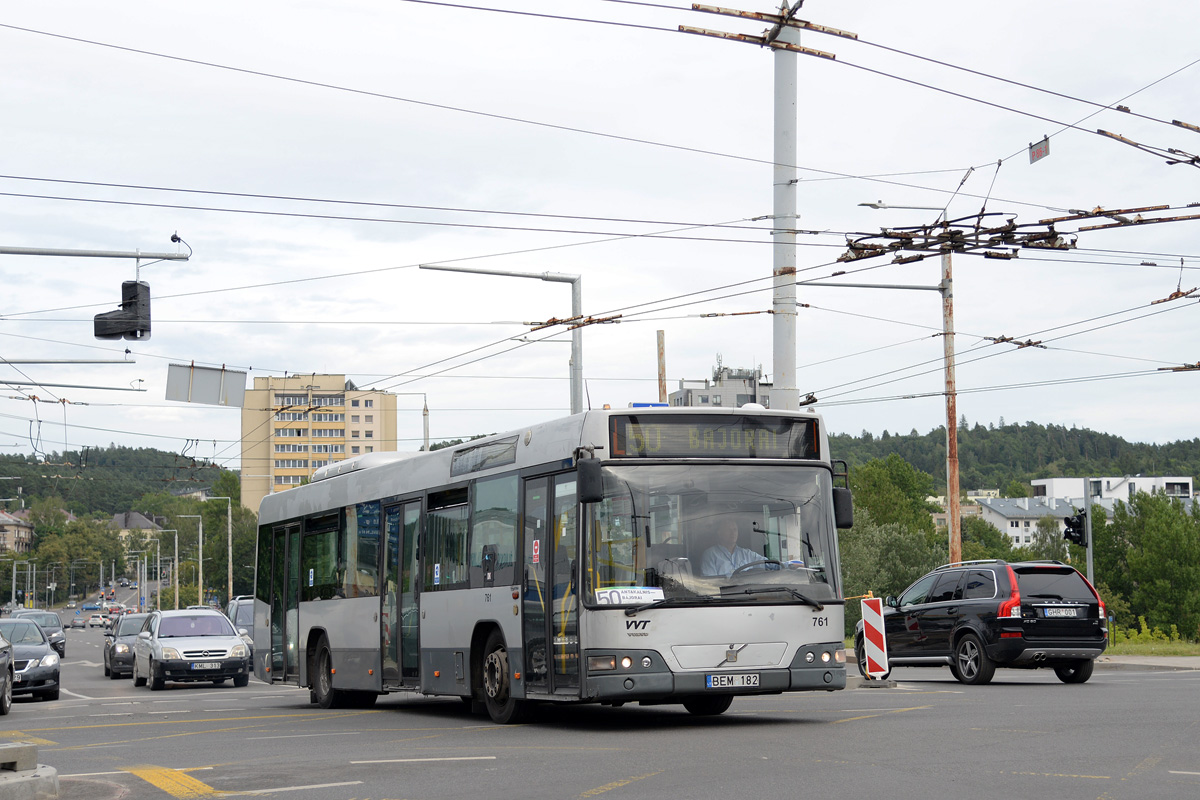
[[12, 622, 1200, 800]]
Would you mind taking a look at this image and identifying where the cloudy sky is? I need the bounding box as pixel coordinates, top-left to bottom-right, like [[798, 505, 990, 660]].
[[2, 0, 1199, 478]]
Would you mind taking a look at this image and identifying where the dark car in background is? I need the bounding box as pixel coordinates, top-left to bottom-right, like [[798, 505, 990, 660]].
[[856, 559, 1107, 685], [0, 619, 60, 701], [11, 610, 66, 658], [104, 612, 151, 679]]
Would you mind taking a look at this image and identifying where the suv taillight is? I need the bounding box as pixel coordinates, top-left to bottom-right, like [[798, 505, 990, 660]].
[[997, 565, 1021, 618]]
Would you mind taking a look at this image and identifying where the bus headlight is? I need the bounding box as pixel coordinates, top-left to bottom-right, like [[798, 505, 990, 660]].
[[620, 657, 633, 669]]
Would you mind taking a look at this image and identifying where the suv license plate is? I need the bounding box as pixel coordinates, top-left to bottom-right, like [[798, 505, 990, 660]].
[[706, 673, 759, 688], [1044, 608, 1078, 618], [191, 662, 221, 670]]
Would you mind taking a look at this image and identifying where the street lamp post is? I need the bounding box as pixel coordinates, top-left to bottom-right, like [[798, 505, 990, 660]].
[[180, 515, 202, 605], [419, 264, 584, 414], [205, 497, 233, 605], [159, 530, 178, 610]]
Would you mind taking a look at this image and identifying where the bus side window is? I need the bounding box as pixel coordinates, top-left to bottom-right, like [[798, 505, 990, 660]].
[[470, 475, 518, 589]]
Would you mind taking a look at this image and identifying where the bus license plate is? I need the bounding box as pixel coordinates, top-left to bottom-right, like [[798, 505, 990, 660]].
[[1044, 608, 1078, 618], [192, 662, 220, 670], [706, 673, 759, 689]]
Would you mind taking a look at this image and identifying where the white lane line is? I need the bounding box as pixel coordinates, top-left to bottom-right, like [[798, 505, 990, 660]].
[[232, 781, 363, 795], [1169, 770, 1200, 775], [60, 688, 94, 700], [351, 756, 497, 764], [90, 713, 134, 718], [147, 710, 191, 715], [101, 702, 136, 706], [247, 732, 362, 740]]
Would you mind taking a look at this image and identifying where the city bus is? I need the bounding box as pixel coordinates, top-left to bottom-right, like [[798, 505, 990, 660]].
[[252, 406, 854, 723]]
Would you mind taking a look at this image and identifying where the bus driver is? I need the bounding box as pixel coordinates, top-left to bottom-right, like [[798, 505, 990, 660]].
[[700, 519, 761, 578]]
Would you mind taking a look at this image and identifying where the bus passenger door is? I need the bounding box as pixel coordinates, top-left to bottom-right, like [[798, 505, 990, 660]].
[[382, 501, 421, 686], [269, 523, 301, 681], [522, 475, 579, 695]]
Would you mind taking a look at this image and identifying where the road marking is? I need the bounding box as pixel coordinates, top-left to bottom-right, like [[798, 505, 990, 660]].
[[60, 688, 94, 700], [0, 735, 57, 746], [247, 732, 361, 740], [228, 781, 364, 795], [351, 756, 497, 764], [124, 764, 222, 798], [580, 772, 663, 797], [833, 705, 932, 723], [1169, 771, 1200, 776]]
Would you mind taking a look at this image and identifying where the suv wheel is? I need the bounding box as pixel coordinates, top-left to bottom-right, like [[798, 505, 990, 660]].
[[855, 633, 890, 681], [953, 633, 995, 685], [1053, 659, 1094, 684]]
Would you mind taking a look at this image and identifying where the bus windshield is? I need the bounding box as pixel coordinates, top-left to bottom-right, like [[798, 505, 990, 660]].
[[584, 464, 841, 607]]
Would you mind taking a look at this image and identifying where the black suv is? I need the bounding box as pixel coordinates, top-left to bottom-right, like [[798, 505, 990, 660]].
[[855, 559, 1107, 685]]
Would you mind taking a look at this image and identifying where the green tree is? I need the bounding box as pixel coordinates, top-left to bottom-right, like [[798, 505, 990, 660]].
[[849, 454, 939, 540], [1001, 480, 1030, 498], [839, 507, 945, 637], [959, 516, 1011, 561], [1028, 515, 1069, 561], [1106, 492, 1200, 639]]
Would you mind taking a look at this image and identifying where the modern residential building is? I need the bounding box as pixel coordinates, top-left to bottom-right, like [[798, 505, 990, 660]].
[[0, 510, 34, 553], [1032, 476, 1193, 502], [240, 375, 398, 514], [668, 364, 773, 408]]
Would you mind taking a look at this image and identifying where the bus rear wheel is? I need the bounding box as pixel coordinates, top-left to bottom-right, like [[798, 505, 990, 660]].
[[481, 629, 529, 724], [314, 636, 346, 709], [682, 695, 733, 716]]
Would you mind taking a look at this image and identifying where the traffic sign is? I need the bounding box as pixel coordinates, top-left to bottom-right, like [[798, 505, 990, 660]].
[[860, 597, 889, 678]]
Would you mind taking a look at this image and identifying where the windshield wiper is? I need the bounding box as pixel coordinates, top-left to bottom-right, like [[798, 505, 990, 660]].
[[1027, 593, 1064, 600], [624, 595, 719, 616], [727, 586, 825, 610]]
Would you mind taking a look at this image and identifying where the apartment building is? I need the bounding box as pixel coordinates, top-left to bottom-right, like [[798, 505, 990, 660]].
[[240, 375, 398, 514], [667, 365, 773, 408]]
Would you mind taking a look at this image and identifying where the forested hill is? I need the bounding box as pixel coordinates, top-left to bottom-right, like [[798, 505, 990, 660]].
[[829, 421, 1200, 492], [0, 446, 220, 515]]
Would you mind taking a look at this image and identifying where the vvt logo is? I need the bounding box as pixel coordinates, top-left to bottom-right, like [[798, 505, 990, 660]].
[[626, 619, 650, 630]]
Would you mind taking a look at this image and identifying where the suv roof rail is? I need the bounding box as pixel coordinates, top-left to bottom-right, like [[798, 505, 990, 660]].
[[934, 559, 1004, 570], [1013, 559, 1068, 566]]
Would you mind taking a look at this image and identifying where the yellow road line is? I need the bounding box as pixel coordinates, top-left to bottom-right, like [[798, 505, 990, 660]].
[[123, 765, 224, 799], [5, 710, 368, 735], [579, 772, 662, 798], [834, 705, 931, 723], [0, 735, 57, 745]]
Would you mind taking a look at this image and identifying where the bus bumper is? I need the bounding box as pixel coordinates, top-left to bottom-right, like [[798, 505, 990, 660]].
[[583, 645, 846, 702]]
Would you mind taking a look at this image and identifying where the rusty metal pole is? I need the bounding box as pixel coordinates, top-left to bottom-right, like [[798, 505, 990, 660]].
[[656, 330, 667, 403], [941, 249, 961, 563]]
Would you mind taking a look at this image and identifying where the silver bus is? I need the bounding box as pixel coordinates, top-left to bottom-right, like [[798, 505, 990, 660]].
[[253, 406, 853, 723]]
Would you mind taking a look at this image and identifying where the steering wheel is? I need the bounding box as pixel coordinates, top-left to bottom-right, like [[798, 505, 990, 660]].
[[731, 559, 783, 575]]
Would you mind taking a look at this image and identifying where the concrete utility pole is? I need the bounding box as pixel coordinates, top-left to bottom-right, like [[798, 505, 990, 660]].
[[657, 331, 668, 403], [682, 5, 853, 411], [770, 10, 800, 411], [180, 515, 202, 605]]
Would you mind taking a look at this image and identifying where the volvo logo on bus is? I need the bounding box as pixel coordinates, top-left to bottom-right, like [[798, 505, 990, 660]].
[[626, 620, 650, 631]]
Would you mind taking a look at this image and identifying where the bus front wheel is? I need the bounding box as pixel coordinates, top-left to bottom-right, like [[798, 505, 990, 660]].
[[481, 629, 529, 724], [314, 636, 346, 709], [682, 695, 733, 716]]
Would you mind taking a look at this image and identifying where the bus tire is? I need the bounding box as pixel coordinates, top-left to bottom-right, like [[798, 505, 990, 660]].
[[314, 636, 346, 709], [481, 629, 529, 724], [682, 695, 733, 716]]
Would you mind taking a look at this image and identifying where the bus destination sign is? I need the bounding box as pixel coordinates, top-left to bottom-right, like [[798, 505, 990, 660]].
[[610, 415, 819, 460]]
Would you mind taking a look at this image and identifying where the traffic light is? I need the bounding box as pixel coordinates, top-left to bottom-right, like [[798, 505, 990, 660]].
[[94, 280, 151, 340], [1063, 512, 1087, 547], [14, 589, 23, 604]]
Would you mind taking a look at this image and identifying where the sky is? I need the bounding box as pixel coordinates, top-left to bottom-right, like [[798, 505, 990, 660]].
[[2, 0, 1199, 480]]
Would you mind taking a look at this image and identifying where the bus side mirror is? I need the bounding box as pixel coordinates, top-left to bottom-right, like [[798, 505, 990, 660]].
[[578, 458, 604, 503], [833, 487, 853, 529]]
